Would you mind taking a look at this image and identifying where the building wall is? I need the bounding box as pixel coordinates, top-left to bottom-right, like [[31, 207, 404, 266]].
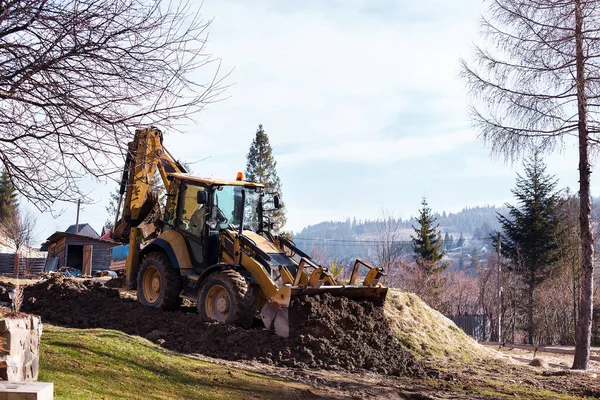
[[47, 237, 66, 267], [90, 243, 113, 271], [47, 236, 115, 272]]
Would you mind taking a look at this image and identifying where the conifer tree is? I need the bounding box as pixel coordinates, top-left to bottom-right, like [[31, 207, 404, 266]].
[[470, 247, 480, 270], [0, 168, 18, 223], [457, 233, 465, 248], [411, 197, 446, 273], [498, 152, 564, 345], [245, 124, 286, 229]]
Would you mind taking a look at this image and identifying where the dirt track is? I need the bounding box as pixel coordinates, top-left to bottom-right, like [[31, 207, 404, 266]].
[[19, 277, 423, 377]]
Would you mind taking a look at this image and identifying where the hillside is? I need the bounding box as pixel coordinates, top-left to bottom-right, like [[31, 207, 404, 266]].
[[293, 205, 508, 264]]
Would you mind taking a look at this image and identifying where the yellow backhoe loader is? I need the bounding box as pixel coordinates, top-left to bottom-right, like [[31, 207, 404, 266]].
[[112, 127, 387, 336]]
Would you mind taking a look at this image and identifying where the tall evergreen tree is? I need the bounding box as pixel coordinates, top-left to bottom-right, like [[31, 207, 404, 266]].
[[0, 168, 18, 223], [245, 124, 286, 229], [456, 233, 465, 248], [411, 197, 446, 273], [470, 247, 480, 270], [498, 152, 564, 345]]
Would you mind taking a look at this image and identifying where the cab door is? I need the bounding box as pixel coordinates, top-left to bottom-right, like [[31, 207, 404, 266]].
[[175, 182, 208, 267]]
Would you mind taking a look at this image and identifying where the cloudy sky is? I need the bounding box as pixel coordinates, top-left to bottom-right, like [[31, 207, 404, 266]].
[[28, 0, 591, 245]]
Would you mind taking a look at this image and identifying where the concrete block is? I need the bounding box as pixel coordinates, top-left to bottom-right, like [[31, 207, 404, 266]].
[[0, 382, 53, 400]]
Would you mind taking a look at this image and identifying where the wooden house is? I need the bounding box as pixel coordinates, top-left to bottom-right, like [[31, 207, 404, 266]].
[[41, 224, 118, 275]]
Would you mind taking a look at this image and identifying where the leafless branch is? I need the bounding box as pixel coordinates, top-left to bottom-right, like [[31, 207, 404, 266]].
[[0, 0, 227, 210]]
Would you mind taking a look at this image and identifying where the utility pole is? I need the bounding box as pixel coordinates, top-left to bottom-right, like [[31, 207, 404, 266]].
[[75, 199, 81, 234], [497, 231, 502, 345]]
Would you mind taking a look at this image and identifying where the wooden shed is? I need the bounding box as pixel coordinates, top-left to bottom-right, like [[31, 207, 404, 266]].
[[41, 232, 118, 275]]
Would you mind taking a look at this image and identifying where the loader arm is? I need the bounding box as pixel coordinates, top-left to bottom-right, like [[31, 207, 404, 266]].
[[112, 127, 186, 241]]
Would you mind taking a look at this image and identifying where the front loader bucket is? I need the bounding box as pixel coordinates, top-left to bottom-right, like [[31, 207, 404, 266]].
[[259, 257, 388, 337], [261, 285, 388, 337], [261, 302, 290, 337], [290, 285, 388, 304]]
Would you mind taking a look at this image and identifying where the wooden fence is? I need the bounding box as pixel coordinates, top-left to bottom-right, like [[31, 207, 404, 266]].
[[0, 253, 46, 276], [447, 315, 491, 342]]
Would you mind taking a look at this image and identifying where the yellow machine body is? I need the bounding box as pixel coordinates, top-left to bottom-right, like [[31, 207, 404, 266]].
[[114, 127, 388, 337]]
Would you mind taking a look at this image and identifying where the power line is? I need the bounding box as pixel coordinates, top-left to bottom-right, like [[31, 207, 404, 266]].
[[292, 237, 495, 244]]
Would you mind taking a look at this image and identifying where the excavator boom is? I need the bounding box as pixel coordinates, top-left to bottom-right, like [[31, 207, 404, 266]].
[[112, 127, 186, 240]]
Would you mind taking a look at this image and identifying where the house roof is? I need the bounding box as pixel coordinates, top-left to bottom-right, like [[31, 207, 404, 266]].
[[40, 231, 118, 252], [65, 223, 99, 238]]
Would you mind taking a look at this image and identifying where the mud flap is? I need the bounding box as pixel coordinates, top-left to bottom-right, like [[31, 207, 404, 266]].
[[261, 302, 290, 338]]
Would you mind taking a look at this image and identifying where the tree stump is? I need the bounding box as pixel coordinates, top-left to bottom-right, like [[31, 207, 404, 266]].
[[0, 315, 42, 381]]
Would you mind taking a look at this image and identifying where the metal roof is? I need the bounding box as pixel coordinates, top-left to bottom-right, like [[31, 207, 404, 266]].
[[41, 231, 118, 251], [65, 223, 100, 238]]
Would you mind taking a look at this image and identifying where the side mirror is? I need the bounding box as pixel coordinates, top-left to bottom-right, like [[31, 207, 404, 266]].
[[197, 190, 207, 205], [273, 195, 281, 209]]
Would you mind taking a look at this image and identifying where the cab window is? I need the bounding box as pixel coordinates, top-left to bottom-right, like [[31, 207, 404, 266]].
[[179, 183, 206, 237]]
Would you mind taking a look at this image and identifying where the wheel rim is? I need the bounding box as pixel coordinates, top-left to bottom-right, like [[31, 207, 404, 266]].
[[142, 265, 161, 303], [205, 285, 231, 322]]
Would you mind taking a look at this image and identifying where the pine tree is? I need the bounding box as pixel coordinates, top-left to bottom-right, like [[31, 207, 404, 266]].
[[470, 247, 480, 270], [457, 233, 465, 248], [0, 168, 18, 223], [411, 197, 446, 273], [245, 124, 286, 229], [498, 152, 564, 345]]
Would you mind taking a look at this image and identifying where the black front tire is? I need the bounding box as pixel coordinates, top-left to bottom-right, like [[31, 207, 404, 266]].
[[198, 269, 257, 328], [137, 252, 183, 311]]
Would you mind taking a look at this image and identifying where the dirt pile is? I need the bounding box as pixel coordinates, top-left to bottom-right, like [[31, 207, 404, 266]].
[[20, 278, 423, 377], [385, 289, 495, 361]]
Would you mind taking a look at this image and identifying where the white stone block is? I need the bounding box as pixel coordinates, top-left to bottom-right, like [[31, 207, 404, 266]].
[[0, 315, 42, 381], [0, 382, 53, 400]]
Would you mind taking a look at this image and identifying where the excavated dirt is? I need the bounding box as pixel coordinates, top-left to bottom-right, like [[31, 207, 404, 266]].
[[18, 277, 423, 377]]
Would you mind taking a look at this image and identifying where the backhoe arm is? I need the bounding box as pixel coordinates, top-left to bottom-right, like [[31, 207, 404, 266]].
[[112, 127, 186, 241]]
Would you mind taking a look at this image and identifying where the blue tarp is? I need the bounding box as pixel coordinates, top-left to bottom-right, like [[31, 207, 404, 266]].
[[111, 244, 130, 261]]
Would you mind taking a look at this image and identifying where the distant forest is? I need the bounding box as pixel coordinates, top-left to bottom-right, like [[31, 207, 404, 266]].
[[292, 205, 509, 264], [292, 200, 600, 266]]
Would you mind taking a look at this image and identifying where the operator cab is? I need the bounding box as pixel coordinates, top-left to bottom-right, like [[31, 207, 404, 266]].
[[162, 173, 265, 271]]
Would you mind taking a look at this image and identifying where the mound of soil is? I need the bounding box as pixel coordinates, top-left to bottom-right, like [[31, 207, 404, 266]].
[[20, 277, 423, 377]]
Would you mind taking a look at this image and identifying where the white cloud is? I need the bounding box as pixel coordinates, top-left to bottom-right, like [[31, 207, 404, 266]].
[[178, 0, 483, 164], [278, 129, 476, 167], [35, 0, 566, 243]]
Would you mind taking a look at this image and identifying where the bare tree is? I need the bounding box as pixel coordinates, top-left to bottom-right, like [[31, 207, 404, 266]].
[[373, 208, 404, 286], [439, 271, 479, 316], [2, 208, 36, 275], [398, 261, 448, 311], [0, 0, 226, 210], [309, 247, 331, 265], [461, 0, 600, 369]]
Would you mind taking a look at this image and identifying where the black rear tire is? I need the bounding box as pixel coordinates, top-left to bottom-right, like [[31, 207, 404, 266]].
[[137, 252, 182, 311], [198, 269, 257, 328]]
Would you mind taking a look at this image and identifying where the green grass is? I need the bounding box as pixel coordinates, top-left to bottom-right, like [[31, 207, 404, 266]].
[[39, 325, 318, 400]]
